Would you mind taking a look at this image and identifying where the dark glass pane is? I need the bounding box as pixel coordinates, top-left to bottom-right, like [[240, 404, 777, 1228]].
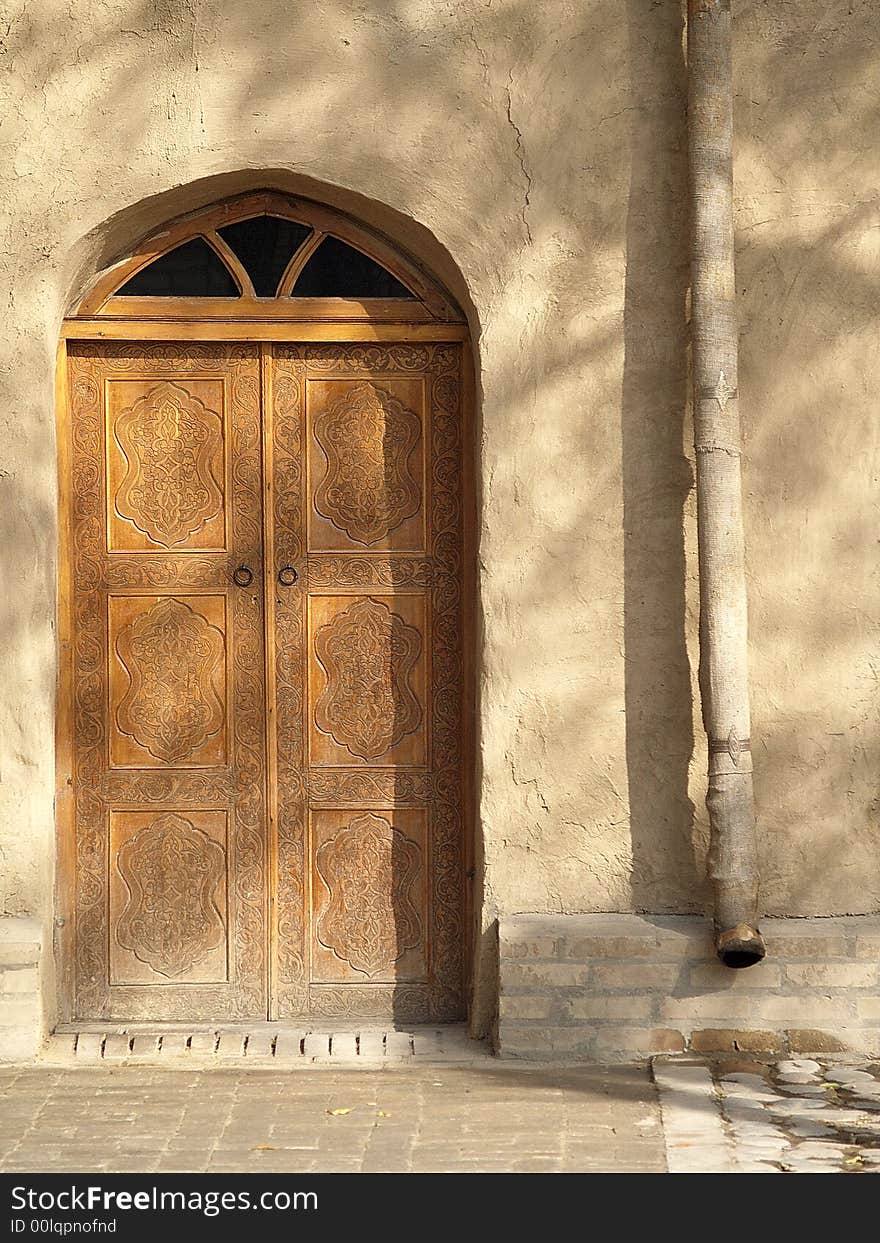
[[218, 215, 312, 297], [292, 236, 412, 298], [117, 237, 239, 297]]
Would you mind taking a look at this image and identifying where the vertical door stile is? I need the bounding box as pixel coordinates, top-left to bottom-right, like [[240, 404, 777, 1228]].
[[260, 341, 279, 1020], [55, 337, 76, 1024], [269, 345, 309, 1014]]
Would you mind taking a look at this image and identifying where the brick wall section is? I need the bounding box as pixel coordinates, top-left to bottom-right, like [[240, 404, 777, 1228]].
[[0, 918, 43, 1062], [498, 914, 880, 1061]]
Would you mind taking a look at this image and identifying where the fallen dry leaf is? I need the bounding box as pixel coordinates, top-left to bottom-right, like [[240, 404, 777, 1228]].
[[327, 1107, 352, 1116], [377, 1111, 391, 1118]]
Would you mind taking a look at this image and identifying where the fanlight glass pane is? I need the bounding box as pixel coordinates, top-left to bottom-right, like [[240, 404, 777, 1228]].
[[117, 237, 239, 297], [292, 236, 412, 298], [217, 214, 312, 297]]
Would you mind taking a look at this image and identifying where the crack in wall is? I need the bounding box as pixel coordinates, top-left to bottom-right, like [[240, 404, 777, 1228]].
[[507, 752, 550, 814], [189, 0, 205, 137], [505, 70, 533, 247], [465, 24, 491, 91]]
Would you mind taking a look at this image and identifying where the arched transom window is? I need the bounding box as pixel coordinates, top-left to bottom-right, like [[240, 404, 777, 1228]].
[[76, 192, 462, 323]]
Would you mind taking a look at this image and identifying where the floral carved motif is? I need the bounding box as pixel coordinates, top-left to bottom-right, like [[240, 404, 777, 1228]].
[[116, 813, 226, 978], [314, 597, 422, 761], [306, 987, 428, 1021], [313, 381, 421, 545], [309, 771, 435, 804], [315, 813, 422, 978], [308, 556, 431, 588], [115, 598, 225, 764], [114, 380, 223, 548]]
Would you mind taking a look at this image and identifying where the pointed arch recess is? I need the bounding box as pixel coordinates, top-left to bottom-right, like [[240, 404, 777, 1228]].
[[72, 192, 464, 326]]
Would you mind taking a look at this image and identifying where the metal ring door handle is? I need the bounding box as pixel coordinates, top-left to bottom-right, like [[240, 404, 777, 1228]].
[[232, 565, 254, 588], [277, 566, 298, 586]]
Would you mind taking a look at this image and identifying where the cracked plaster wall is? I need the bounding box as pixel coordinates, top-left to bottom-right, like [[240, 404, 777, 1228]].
[[0, 0, 877, 1031]]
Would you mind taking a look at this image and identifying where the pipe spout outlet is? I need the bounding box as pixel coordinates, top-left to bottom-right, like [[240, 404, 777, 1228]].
[[716, 923, 766, 969]]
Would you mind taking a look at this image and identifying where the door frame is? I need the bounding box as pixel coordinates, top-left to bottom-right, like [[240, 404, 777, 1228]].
[[54, 192, 476, 1026]]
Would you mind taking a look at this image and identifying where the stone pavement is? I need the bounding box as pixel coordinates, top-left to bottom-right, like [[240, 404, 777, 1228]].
[[655, 1057, 880, 1172], [0, 1063, 665, 1173], [5, 1056, 880, 1173]]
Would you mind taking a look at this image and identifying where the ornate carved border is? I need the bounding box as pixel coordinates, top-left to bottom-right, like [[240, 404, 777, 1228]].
[[427, 344, 466, 1019], [308, 557, 432, 589], [269, 353, 309, 1007]]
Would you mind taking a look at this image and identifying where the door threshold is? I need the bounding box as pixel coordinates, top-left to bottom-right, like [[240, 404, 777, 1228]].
[[43, 1023, 490, 1067]]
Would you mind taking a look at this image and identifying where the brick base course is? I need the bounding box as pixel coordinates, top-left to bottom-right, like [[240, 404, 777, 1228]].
[[0, 918, 43, 1062], [497, 913, 880, 1061], [5, 909, 879, 1065]]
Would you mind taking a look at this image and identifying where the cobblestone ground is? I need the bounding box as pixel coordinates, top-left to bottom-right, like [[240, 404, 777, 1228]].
[[0, 1064, 665, 1173], [656, 1058, 880, 1173]]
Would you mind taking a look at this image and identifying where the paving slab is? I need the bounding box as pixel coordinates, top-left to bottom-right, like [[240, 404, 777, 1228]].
[[0, 1063, 665, 1174]]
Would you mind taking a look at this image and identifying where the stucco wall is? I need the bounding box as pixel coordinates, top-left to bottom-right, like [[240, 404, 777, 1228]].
[[736, 0, 880, 917], [0, 0, 877, 1031]]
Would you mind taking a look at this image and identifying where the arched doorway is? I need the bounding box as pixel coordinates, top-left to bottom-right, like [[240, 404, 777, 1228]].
[[57, 192, 473, 1025]]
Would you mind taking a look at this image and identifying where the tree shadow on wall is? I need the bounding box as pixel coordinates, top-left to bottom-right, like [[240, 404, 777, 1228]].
[[621, 0, 701, 914]]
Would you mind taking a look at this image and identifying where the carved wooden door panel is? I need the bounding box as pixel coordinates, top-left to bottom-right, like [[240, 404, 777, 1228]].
[[67, 343, 267, 1020], [267, 344, 467, 1022]]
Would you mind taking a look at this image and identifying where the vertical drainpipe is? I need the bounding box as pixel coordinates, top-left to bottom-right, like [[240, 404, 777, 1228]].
[[687, 0, 765, 967]]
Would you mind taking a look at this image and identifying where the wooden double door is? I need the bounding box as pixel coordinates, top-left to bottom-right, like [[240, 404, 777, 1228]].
[[65, 340, 469, 1023]]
